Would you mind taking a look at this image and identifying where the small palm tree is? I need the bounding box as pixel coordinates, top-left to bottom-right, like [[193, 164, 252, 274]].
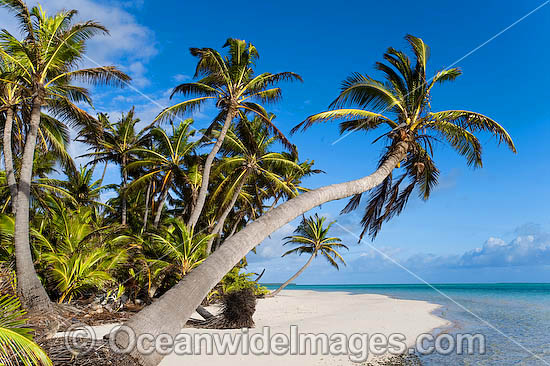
[[33, 203, 126, 303], [156, 38, 302, 230], [269, 214, 348, 296], [146, 218, 214, 296], [0, 295, 51, 366]]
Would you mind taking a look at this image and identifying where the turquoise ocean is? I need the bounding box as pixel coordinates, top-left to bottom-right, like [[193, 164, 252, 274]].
[[264, 283, 550, 365]]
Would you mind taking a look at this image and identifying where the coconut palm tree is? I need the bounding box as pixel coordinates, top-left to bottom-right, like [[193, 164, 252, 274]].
[[85, 109, 149, 227], [205, 115, 302, 253], [0, 295, 51, 366], [0, 0, 130, 311], [269, 214, 347, 296], [116, 35, 515, 366], [0, 60, 24, 212], [155, 38, 302, 230], [127, 120, 198, 228], [57, 165, 111, 210]]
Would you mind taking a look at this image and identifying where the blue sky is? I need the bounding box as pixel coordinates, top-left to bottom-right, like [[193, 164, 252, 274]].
[[3, 0, 550, 284]]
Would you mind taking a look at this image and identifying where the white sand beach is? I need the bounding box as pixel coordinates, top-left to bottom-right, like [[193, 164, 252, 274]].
[[60, 290, 449, 365]]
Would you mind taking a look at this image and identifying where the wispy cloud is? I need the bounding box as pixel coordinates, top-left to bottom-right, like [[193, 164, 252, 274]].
[[173, 74, 191, 82]]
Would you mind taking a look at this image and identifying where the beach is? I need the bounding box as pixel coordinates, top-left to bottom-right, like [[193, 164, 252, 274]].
[[70, 290, 449, 365]]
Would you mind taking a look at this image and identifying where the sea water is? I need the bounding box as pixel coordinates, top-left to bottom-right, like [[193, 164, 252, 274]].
[[265, 283, 550, 365]]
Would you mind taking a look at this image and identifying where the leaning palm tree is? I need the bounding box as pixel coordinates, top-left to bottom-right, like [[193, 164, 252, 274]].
[[116, 35, 516, 366], [0, 0, 129, 311], [155, 38, 302, 230], [269, 214, 347, 297], [0, 295, 51, 366]]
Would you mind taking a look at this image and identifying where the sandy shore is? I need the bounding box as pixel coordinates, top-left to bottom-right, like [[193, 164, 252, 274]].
[[60, 290, 450, 365]]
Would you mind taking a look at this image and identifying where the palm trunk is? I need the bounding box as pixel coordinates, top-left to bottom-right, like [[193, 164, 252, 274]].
[[3, 107, 18, 213], [115, 141, 407, 366], [227, 212, 244, 238], [100, 161, 108, 184], [121, 156, 128, 226], [268, 253, 315, 297], [206, 170, 250, 254], [142, 179, 152, 231], [186, 107, 235, 230], [153, 186, 169, 229], [266, 196, 280, 213], [14, 95, 53, 312]]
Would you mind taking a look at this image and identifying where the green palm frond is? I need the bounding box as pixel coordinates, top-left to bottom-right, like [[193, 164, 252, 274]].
[[0, 295, 51, 366], [292, 108, 395, 133], [425, 120, 482, 167], [427, 110, 516, 153]]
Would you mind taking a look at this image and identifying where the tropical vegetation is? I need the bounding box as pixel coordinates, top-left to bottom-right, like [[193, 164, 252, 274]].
[[0, 0, 516, 365]]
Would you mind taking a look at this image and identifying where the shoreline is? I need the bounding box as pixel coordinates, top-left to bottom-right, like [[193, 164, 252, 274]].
[[59, 290, 450, 365]]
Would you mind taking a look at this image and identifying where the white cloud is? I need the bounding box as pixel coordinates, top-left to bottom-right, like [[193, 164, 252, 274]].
[[128, 61, 150, 88], [255, 223, 297, 259], [0, 0, 157, 85], [173, 74, 191, 82]]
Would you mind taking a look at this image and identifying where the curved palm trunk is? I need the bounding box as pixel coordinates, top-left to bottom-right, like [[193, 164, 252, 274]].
[[206, 170, 250, 254], [268, 253, 315, 297], [116, 142, 407, 366], [3, 107, 18, 213], [153, 186, 169, 228], [187, 107, 235, 230], [14, 97, 53, 312], [100, 161, 108, 184]]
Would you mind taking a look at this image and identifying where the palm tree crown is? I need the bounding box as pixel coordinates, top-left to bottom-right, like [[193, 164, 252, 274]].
[[283, 214, 348, 269], [156, 38, 302, 230], [294, 34, 516, 240]]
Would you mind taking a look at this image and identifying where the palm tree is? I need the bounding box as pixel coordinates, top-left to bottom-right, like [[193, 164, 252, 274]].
[[57, 165, 111, 210], [205, 115, 302, 253], [33, 202, 126, 303], [269, 214, 347, 296], [0, 295, 51, 366], [85, 109, 149, 227], [127, 120, 198, 228], [0, 68, 75, 215], [0, 60, 23, 212], [76, 112, 110, 182], [116, 35, 516, 366], [155, 38, 302, 230], [0, 0, 130, 311], [148, 218, 213, 277]]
